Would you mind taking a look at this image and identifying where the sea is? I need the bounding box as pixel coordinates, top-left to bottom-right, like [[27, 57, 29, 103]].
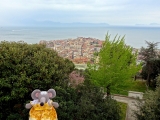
[[0, 26, 160, 49]]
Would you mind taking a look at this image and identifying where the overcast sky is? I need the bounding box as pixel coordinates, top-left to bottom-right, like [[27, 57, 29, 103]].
[[0, 0, 160, 26]]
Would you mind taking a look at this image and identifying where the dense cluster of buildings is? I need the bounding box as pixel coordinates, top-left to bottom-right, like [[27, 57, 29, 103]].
[[39, 37, 103, 63], [40, 37, 160, 64]]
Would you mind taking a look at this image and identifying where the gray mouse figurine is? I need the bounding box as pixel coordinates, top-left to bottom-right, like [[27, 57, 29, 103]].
[[25, 89, 59, 120]]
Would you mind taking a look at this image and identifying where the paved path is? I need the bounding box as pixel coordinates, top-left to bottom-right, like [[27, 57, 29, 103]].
[[112, 95, 139, 120]]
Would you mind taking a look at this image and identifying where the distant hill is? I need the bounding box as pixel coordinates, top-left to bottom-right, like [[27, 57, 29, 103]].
[[23, 21, 110, 27], [149, 23, 160, 26], [135, 23, 160, 27]]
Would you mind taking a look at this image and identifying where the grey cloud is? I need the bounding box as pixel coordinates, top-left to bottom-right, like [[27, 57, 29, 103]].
[[0, 0, 160, 26]]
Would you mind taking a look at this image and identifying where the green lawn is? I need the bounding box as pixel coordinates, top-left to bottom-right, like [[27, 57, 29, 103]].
[[129, 80, 147, 92], [118, 102, 127, 120], [112, 79, 148, 95]]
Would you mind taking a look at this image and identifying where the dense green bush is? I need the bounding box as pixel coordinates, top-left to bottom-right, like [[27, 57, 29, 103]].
[[54, 84, 78, 119], [75, 80, 122, 120], [0, 41, 74, 119], [55, 79, 122, 120], [134, 75, 160, 120]]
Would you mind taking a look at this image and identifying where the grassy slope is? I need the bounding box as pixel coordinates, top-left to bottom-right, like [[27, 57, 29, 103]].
[[112, 79, 148, 95], [118, 102, 127, 120]]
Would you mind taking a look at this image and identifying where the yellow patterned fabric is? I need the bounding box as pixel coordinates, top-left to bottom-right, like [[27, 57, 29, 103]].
[[29, 101, 57, 120]]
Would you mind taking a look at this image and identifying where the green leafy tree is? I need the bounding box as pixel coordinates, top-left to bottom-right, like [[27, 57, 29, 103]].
[[139, 41, 160, 87], [88, 34, 141, 95], [0, 41, 75, 119]]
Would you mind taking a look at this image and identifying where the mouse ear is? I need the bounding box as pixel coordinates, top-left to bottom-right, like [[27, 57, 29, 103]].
[[31, 89, 41, 100], [47, 89, 56, 98]]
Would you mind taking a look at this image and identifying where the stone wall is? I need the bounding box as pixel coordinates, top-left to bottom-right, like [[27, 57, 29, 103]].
[[128, 91, 144, 99]]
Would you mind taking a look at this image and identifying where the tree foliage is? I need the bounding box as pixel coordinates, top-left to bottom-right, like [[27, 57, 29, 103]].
[[55, 78, 122, 120], [0, 41, 75, 119], [139, 41, 160, 87], [135, 75, 160, 120], [87, 34, 141, 95]]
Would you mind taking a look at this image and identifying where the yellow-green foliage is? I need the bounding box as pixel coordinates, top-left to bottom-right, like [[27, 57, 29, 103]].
[[88, 34, 141, 93]]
